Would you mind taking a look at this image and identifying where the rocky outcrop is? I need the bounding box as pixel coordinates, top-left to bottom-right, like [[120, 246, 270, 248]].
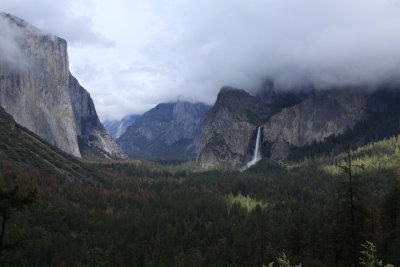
[[68, 74, 127, 160], [0, 13, 125, 159], [117, 101, 210, 160], [262, 88, 369, 160], [0, 13, 81, 157], [197, 87, 274, 168], [104, 114, 140, 139], [197, 86, 372, 168]]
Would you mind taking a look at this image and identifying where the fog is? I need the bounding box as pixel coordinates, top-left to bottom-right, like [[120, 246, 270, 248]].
[[0, 14, 24, 69], [2, 0, 400, 120]]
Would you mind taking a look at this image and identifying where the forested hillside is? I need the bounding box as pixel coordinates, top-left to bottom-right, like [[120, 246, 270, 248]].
[[1, 105, 399, 266], [2, 4, 400, 267]]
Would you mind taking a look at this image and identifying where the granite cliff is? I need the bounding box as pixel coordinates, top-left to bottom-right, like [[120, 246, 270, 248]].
[[0, 13, 125, 159], [68, 74, 127, 159], [197, 87, 274, 168], [197, 84, 399, 168], [262, 88, 369, 160], [117, 101, 210, 161]]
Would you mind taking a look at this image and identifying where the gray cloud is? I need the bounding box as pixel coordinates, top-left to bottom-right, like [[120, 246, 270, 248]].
[[0, 0, 113, 47], [0, 15, 24, 68], [171, 0, 400, 90], [2, 0, 400, 120]]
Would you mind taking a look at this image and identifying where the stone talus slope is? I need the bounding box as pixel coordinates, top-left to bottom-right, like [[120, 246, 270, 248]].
[[0, 13, 125, 159], [68, 74, 127, 159]]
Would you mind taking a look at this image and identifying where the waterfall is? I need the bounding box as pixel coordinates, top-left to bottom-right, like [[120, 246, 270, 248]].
[[244, 126, 262, 169], [116, 123, 123, 138]]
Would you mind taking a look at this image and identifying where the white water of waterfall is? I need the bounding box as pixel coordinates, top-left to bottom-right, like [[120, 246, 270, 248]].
[[116, 123, 123, 138], [244, 126, 262, 169]]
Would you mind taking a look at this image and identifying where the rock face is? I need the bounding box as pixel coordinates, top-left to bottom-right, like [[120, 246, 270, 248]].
[[197, 87, 274, 168], [262, 88, 369, 160], [68, 74, 127, 159], [197, 85, 375, 168], [104, 114, 140, 139], [117, 101, 210, 160], [0, 13, 125, 159]]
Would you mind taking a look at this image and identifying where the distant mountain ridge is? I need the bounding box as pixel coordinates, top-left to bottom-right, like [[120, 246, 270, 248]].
[[117, 101, 210, 161], [104, 114, 140, 139], [0, 12, 126, 160]]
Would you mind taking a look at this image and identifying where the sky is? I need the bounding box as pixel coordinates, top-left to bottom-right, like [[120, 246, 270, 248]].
[[1, 0, 400, 120]]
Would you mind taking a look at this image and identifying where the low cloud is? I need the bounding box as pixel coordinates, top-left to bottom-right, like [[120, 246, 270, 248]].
[[2, 0, 400, 120], [0, 14, 24, 69], [0, 0, 113, 47], [170, 0, 400, 91]]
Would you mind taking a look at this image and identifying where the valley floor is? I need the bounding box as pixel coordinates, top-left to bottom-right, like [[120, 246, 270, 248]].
[[0, 135, 399, 266]]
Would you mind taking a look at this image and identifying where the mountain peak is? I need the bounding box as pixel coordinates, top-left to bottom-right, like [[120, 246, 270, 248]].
[[117, 101, 210, 161], [219, 86, 249, 95], [1, 12, 28, 27], [0, 12, 59, 41]]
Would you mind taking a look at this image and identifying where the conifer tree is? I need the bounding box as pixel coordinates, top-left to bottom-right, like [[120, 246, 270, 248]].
[[0, 186, 37, 258], [359, 241, 393, 267], [338, 148, 365, 266]]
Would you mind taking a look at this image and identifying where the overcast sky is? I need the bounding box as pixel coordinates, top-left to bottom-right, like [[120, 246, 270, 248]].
[[2, 0, 400, 120]]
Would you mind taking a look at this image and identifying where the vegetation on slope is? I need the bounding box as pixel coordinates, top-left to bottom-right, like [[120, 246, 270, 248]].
[[0, 106, 399, 266], [0, 107, 110, 184]]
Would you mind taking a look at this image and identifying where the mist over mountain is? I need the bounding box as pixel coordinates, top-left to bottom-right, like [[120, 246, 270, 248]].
[[3, 0, 400, 120], [198, 84, 400, 168], [104, 114, 141, 139], [1, 5, 400, 267], [0, 12, 125, 159]]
